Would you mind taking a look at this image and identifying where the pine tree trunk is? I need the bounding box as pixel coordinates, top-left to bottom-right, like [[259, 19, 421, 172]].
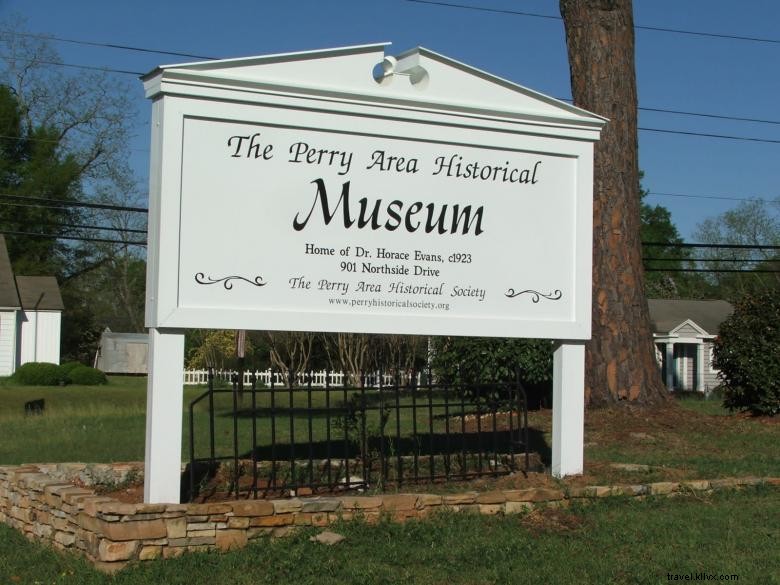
[[560, 0, 668, 406]]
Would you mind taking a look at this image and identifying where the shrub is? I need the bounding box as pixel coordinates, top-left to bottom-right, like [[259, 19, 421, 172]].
[[432, 337, 553, 385], [58, 361, 84, 376], [430, 337, 554, 408], [12, 362, 68, 386], [68, 365, 108, 386], [713, 292, 780, 416]]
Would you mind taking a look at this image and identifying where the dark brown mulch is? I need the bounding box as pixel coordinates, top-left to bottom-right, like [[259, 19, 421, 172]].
[[96, 400, 776, 504]]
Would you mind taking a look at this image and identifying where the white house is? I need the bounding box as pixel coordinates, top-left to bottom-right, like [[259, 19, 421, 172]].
[[649, 298, 734, 393], [0, 235, 64, 376]]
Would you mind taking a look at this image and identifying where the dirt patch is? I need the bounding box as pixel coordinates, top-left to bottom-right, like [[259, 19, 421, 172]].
[[96, 484, 145, 504], [735, 411, 780, 425], [89, 400, 777, 504], [520, 507, 587, 536]]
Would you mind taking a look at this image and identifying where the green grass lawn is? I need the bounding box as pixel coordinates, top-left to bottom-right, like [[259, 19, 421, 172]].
[[1, 486, 778, 585], [1, 378, 779, 583], [579, 395, 780, 482], [1, 377, 778, 486]]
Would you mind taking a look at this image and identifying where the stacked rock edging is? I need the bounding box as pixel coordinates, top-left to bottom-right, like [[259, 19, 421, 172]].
[[1, 463, 778, 572]]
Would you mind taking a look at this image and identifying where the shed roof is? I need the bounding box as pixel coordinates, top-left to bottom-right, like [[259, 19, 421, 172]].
[[648, 299, 733, 336], [0, 235, 21, 309], [15, 276, 64, 311]]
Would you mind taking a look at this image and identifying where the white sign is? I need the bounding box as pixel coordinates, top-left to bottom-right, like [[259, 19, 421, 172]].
[[144, 45, 603, 339], [179, 118, 577, 335], [140, 45, 606, 502]]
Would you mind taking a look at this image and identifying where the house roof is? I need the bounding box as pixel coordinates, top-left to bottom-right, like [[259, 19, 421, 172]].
[[648, 299, 734, 336], [0, 235, 64, 311], [0, 235, 21, 309], [15, 276, 64, 311]]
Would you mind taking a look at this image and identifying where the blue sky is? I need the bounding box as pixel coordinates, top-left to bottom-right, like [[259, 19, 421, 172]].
[[2, 0, 778, 240]]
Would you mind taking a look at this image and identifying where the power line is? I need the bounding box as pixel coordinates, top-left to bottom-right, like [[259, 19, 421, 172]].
[[638, 127, 780, 145], [0, 229, 146, 246], [646, 191, 779, 204], [638, 106, 780, 127], [1, 221, 146, 235], [645, 267, 780, 273], [1, 191, 776, 218], [0, 132, 151, 153], [2, 105, 777, 148], [5, 228, 778, 269], [0, 194, 148, 213], [0, 30, 218, 60], [3, 31, 780, 130], [0, 53, 144, 76], [643, 242, 780, 250], [403, 0, 780, 45], [643, 257, 778, 263], [555, 95, 780, 128]]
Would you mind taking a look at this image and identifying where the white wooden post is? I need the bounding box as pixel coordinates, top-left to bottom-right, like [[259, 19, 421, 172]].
[[552, 341, 585, 477], [696, 342, 705, 392], [144, 327, 185, 503], [665, 342, 674, 390]]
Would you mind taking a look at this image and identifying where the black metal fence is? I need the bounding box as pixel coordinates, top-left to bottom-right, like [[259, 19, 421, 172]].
[[188, 369, 529, 501]]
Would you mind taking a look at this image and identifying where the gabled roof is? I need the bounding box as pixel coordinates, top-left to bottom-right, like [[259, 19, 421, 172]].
[[669, 319, 708, 337], [15, 276, 64, 311], [0, 235, 63, 311], [0, 235, 21, 309], [143, 44, 607, 134], [648, 299, 734, 336]]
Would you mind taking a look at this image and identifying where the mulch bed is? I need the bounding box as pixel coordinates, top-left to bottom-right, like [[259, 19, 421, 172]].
[[97, 401, 775, 504]]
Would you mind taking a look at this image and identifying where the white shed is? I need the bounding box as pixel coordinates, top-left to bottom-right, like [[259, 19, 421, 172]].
[[0, 236, 64, 375]]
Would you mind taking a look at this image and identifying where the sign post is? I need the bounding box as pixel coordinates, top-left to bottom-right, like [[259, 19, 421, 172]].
[[142, 44, 605, 503]]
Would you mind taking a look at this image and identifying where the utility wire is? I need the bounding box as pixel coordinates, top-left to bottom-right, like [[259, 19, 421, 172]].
[[639, 106, 780, 127], [2, 32, 779, 131], [1, 197, 777, 227], [0, 30, 218, 60], [647, 191, 779, 204], [638, 127, 780, 145], [5, 230, 777, 269], [0, 194, 148, 213], [643, 242, 780, 250], [0, 132, 151, 153], [645, 267, 780, 273], [0, 229, 146, 246], [1, 95, 777, 145], [11, 56, 143, 76], [1, 221, 146, 235], [643, 257, 778, 263], [403, 0, 780, 45]]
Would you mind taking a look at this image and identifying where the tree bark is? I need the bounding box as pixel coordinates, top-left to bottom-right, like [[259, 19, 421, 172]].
[[560, 0, 668, 406]]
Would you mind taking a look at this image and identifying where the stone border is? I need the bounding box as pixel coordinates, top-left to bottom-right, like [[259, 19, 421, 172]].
[[1, 463, 778, 572]]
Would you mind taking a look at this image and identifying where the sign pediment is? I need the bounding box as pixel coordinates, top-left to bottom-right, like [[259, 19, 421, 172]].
[[144, 44, 606, 133]]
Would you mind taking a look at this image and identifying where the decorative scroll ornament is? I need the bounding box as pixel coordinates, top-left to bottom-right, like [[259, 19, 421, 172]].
[[195, 273, 266, 290], [505, 289, 563, 303]]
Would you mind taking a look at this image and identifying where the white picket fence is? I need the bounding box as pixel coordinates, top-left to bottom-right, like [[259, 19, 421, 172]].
[[183, 369, 421, 387]]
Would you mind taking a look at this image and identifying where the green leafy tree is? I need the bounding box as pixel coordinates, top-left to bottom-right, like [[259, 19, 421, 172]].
[[0, 85, 82, 274], [431, 337, 552, 385], [694, 199, 780, 299], [186, 330, 254, 371], [713, 291, 780, 416], [0, 20, 145, 360]]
